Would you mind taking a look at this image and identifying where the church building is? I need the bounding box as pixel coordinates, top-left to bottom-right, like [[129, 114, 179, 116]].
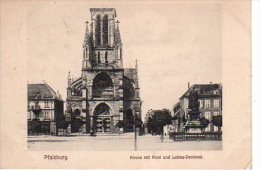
[[66, 8, 141, 133]]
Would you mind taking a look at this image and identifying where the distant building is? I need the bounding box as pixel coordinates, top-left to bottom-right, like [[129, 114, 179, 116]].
[[172, 102, 180, 132], [173, 83, 222, 133], [27, 82, 64, 135], [144, 109, 156, 134]]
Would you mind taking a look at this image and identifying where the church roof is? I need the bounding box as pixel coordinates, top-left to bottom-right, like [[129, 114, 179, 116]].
[[180, 83, 222, 99], [124, 68, 137, 80], [27, 82, 60, 100], [70, 77, 82, 88]]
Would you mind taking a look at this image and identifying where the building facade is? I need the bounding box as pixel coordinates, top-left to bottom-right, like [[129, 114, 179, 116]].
[[172, 102, 181, 132], [66, 8, 141, 133], [27, 82, 64, 135], [173, 83, 222, 134]]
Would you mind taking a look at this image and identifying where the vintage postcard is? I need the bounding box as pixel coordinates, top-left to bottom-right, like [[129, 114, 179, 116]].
[[0, 0, 251, 169]]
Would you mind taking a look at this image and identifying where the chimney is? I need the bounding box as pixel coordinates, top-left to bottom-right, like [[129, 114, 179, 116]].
[[188, 82, 190, 89]]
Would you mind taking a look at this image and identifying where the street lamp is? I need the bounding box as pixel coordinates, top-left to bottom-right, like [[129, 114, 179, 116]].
[[134, 113, 137, 151]]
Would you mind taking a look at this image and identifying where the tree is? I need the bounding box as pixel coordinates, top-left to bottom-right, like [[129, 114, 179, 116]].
[[152, 109, 172, 141], [212, 115, 222, 127], [30, 118, 41, 134], [57, 115, 69, 135], [147, 117, 154, 134]]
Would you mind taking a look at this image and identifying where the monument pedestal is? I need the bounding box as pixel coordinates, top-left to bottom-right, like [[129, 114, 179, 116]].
[[183, 120, 203, 133]]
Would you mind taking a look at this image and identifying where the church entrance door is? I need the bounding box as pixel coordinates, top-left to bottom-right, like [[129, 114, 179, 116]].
[[94, 117, 111, 133], [93, 103, 112, 133]]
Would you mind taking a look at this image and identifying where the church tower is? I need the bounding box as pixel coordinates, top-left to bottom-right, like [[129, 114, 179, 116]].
[[82, 8, 123, 70], [67, 8, 141, 134]]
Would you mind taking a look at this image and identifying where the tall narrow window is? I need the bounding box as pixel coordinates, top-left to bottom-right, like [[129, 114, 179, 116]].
[[199, 100, 203, 108], [103, 15, 109, 46], [120, 48, 122, 58], [205, 100, 211, 108], [205, 111, 211, 120], [98, 52, 101, 63], [213, 99, 219, 108], [105, 51, 108, 63], [44, 101, 49, 108], [85, 48, 88, 59], [95, 15, 101, 46]]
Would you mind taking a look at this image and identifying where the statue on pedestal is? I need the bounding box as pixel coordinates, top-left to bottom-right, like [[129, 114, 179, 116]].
[[184, 88, 204, 133]]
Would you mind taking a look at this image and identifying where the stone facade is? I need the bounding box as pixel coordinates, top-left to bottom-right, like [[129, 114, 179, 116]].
[[66, 8, 141, 133]]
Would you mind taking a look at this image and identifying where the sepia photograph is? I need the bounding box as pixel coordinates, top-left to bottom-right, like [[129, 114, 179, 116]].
[[0, 0, 252, 169], [27, 4, 222, 151]]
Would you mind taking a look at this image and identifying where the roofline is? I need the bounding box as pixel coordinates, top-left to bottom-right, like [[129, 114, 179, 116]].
[[179, 83, 222, 99], [89, 8, 117, 17], [43, 81, 57, 96], [27, 82, 63, 100]]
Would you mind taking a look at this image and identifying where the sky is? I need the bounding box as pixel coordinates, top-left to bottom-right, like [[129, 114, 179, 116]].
[[27, 1, 222, 119]]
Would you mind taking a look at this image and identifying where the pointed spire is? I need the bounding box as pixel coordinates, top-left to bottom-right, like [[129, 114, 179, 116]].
[[68, 71, 71, 86], [83, 21, 89, 46], [72, 74, 74, 82], [116, 20, 120, 26], [135, 59, 139, 88], [115, 20, 122, 45]]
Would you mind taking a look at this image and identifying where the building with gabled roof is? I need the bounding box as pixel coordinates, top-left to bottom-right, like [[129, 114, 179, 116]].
[[173, 83, 222, 136], [27, 82, 64, 135]]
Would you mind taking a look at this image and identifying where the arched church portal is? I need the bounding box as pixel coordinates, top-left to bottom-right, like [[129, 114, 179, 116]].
[[124, 108, 134, 132], [93, 103, 112, 133], [71, 109, 82, 133]]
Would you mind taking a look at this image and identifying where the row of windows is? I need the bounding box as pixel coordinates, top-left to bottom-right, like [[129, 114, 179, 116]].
[[28, 101, 51, 108], [28, 111, 51, 120], [205, 124, 219, 132], [199, 99, 220, 108], [204, 111, 220, 120]]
